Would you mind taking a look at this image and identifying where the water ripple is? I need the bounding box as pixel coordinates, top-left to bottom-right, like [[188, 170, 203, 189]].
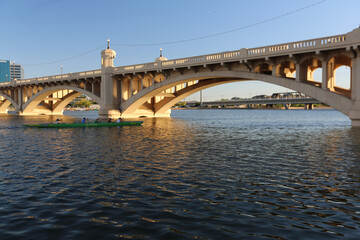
[[0, 110, 359, 239]]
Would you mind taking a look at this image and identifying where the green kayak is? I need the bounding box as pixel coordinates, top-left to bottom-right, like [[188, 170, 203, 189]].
[[24, 121, 143, 128]]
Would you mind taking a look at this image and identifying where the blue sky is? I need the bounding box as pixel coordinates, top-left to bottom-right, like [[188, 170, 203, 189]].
[[1, 0, 359, 100]]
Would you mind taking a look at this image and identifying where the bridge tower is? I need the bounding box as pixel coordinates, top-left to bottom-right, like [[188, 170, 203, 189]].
[[98, 40, 120, 119]]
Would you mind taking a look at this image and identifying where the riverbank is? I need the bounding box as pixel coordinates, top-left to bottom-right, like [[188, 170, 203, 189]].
[[172, 106, 333, 110]]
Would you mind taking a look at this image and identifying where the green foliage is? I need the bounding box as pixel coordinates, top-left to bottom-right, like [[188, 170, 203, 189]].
[[68, 98, 94, 108], [291, 104, 305, 107], [174, 102, 187, 107], [77, 99, 92, 107]]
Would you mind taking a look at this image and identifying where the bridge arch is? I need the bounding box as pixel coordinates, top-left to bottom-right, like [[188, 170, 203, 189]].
[[0, 92, 19, 113], [154, 78, 241, 115], [21, 86, 101, 115], [121, 70, 352, 118]]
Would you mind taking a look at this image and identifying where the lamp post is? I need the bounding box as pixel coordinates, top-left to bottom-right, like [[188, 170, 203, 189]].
[[61, 65, 63, 75]]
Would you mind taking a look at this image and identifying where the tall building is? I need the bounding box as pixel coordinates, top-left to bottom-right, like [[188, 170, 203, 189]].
[[0, 60, 10, 83], [0, 60, 24, 82], [10, 62, 24, 81]]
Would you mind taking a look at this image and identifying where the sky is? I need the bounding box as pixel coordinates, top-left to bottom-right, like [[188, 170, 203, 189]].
[[1, 0, 359, 101]]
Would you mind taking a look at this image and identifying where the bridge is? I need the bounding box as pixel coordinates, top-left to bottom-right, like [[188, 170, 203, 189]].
[[1, 28, 360, 125], [201, 97, 321, 109]]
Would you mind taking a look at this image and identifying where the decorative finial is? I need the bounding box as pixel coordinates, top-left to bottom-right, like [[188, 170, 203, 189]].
[[107, 39, 110, 49], [160, 48, 163, 57]]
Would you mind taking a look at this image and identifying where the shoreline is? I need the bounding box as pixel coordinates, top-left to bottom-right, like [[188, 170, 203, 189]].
[[172, 106, 333, 110]]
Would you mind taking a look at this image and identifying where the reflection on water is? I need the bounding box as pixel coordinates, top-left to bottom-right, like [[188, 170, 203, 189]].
[[0, 109, 360, 239]]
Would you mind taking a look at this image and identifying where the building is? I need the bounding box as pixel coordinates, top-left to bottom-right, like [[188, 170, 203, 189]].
[[10, 62, 24, 81], [0, 60, 24, 82], [0, 60, 10, 83]]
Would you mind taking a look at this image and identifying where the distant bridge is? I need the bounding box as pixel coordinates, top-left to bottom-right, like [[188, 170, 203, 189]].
[[202, 97, 321, 109], [0, 28, 360, 125]]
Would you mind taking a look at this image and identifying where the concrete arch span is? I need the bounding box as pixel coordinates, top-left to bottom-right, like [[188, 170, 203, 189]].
[[121, 70, 352, 118], [0, 92, 19, 113], [21, 86, 101, 115], [154, 78, 243, 115], [120, 70, 253, 117], [250, 72, 352, 115]]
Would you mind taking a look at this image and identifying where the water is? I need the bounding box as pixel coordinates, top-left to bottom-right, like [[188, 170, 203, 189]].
[[1, 109, 360, 239]]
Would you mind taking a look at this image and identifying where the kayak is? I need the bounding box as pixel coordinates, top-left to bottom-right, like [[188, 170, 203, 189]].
[[24, 121, 143, 128]]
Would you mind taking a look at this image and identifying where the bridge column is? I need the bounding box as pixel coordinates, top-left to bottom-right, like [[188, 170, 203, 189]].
[[129, 77, 133, 97], [14, 88, 24, 114], [322, 58, 335, 91], [349, 50, 360, 126], [270, 62, 276, 76], [322, 59, 328, 90], [295, 62, 306, 82], [304, 104, 313, 110], [98, 46, 120, 119], [119, 77, 125, 102]]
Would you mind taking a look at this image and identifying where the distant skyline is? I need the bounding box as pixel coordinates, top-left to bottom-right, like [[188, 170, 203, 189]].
[[1, 0, 359, 100]]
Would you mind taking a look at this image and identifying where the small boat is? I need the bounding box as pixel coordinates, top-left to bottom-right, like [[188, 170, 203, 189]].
[[24, 121, 143, 128]]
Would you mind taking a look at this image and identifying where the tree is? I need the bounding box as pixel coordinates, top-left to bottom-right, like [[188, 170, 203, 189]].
[[77, 99, 92, 108]]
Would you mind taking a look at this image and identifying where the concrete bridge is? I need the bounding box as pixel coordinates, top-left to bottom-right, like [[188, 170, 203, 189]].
[[202, 97, 321, 109], [1, 28, 360, 125]]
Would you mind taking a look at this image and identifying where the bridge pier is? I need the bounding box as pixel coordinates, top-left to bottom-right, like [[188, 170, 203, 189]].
[[349, 45, 360, 127], [349, 101, 360, 127], [351, 119, 360, 127], [98, 46, 121, 119], [304, 104, 313, 110]]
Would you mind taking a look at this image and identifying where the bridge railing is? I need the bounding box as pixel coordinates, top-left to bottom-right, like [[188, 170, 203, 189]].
[[116, 32, 348, 72], [247, 34, 346, 57], [115, 50, 244, 73], [114, 62, 159, 72], [160, 51, 243, 68], [11, 69, 102, 85]]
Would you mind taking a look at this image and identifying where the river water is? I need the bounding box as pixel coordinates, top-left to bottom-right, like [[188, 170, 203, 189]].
[[0, 109, 359, 239]]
